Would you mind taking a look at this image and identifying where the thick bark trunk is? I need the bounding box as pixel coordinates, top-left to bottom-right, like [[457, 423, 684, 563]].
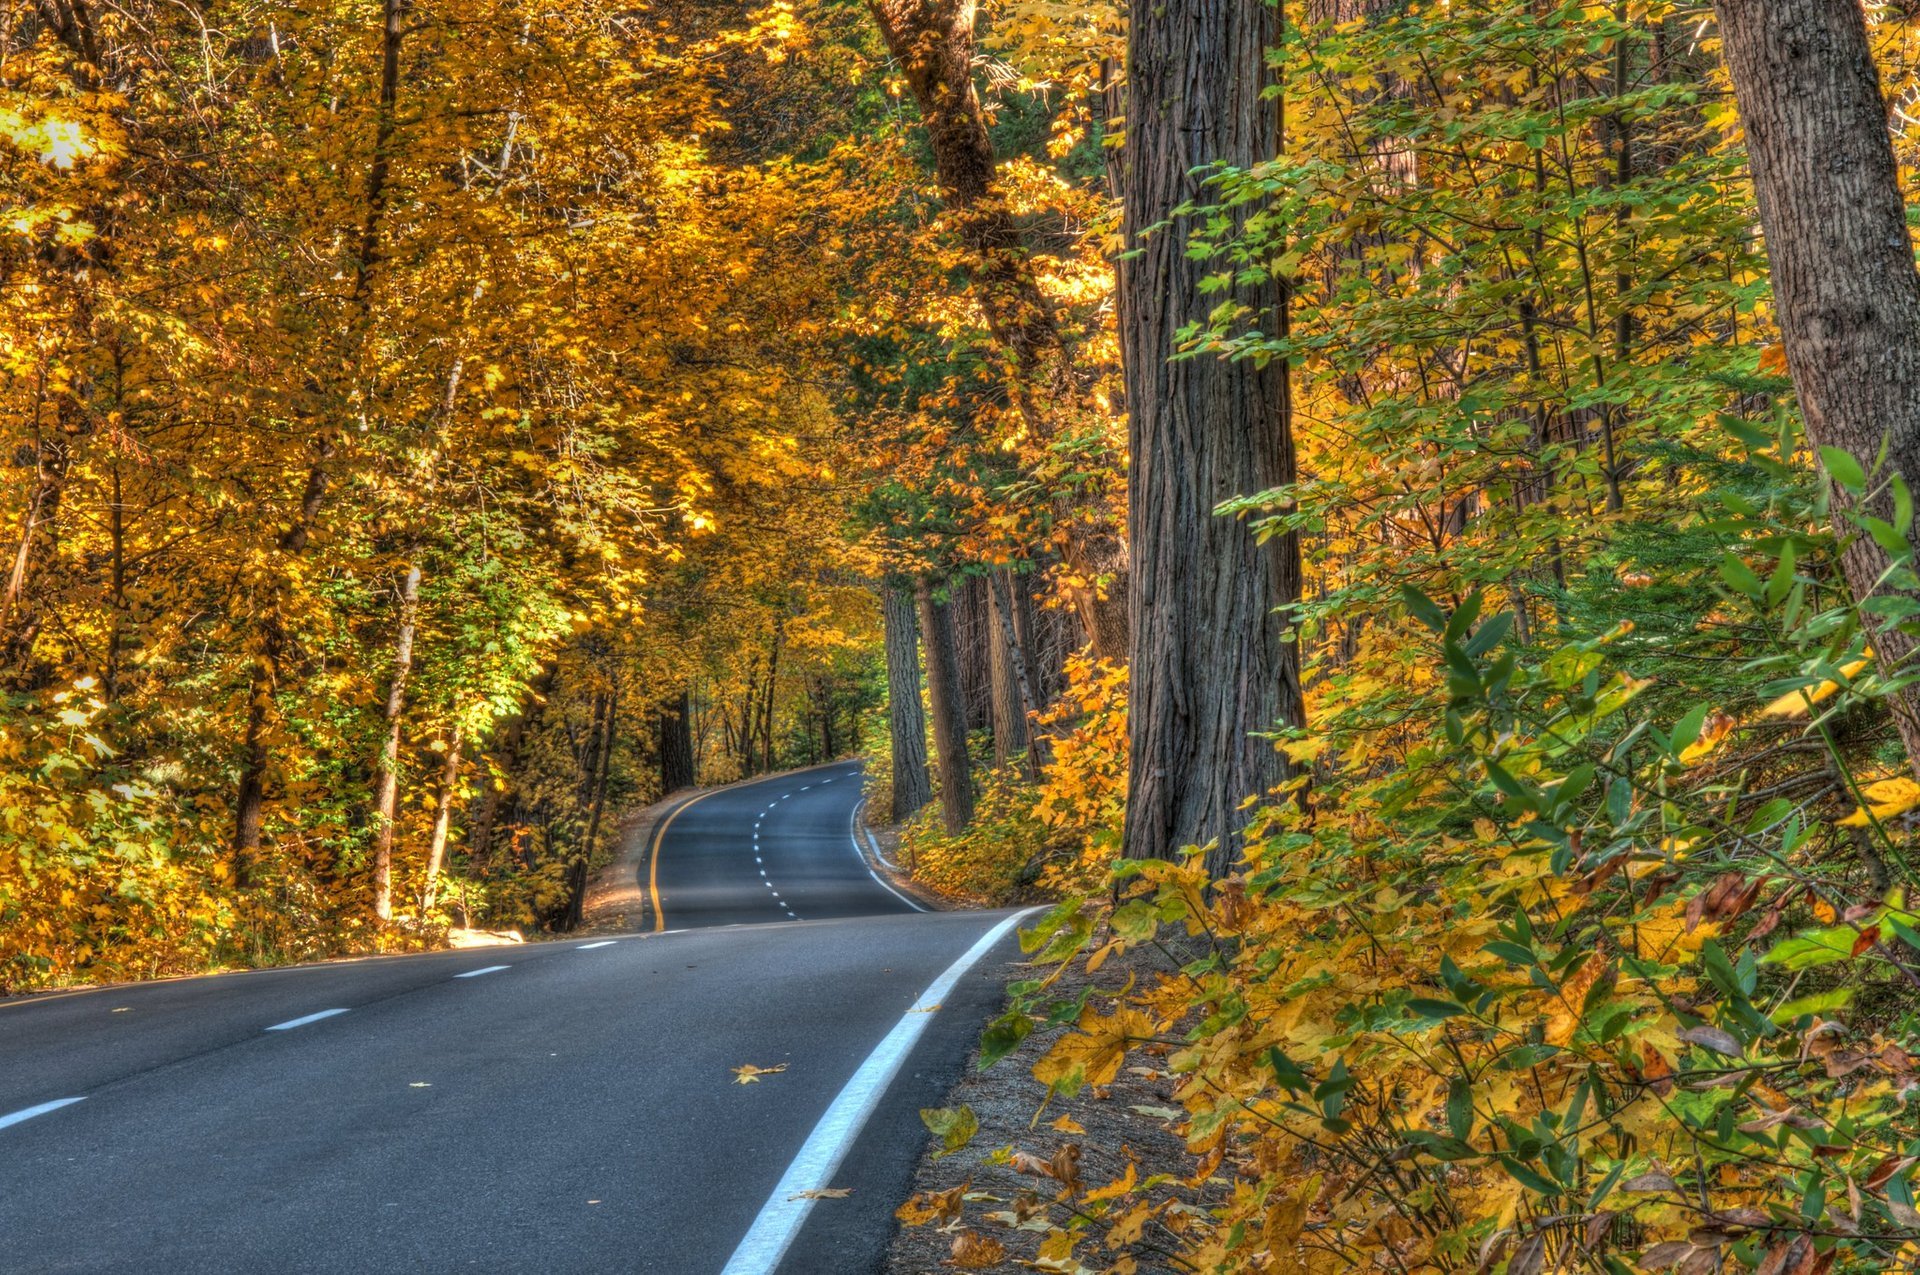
[[369, 559, 422, 921], [956, 575, 994, 735], [986, 569, 1034, 769], [884, 583, 934, 823], [658, 688, 696, 791], [916, 579, 975, 834], [867, 0, 1131, 658], [1121, 0, 1305, 875], [1714, 0, 1920, 777], [422, 718, 464, 910]]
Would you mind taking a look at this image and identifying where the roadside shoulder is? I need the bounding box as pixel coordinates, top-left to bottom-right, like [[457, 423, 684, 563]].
[[881, 947, 1204, 1274]]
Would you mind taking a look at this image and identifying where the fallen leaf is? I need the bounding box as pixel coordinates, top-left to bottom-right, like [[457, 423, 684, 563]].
[[922, 1105, 979, 1158], [788, 1187, 851, 1200], [733, 1063, 789, 1084], [1049, 1115, 1085, 1134], [1677, 1024, 1744, 1057], [949, 1229, 1006, 1268]]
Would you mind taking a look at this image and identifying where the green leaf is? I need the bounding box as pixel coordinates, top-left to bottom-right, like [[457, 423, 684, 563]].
[[1719, 553, 1762, 597], [1447, 1078, 1474, 1141], [1760, 926, 1860, 971], [1404, 997, 1468, 1022], [920, 1104, 979, 1158], [1402, 586, 1447, 632], [1770, 988, 1854, 1024], [1820, 446, 1867, 493]]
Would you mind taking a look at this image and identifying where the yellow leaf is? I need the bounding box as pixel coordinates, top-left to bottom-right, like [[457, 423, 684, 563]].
[[1759, 657, 1873, 719], [1839, 777, 1920, 827], [732, 1063, 788, 1084]]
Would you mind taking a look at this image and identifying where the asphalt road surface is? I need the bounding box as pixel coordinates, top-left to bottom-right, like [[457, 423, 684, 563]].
[[0, 761, 1030, 1274]]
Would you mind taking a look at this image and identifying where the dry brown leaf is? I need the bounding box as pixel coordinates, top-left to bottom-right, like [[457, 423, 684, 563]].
[[788, 1187, 851, 1200], [948, 1229, 1006, 1269], [732, 1063, 789, 1084]]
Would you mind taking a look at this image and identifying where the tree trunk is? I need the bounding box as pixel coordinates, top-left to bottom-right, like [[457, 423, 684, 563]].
[[956, 575, 994, 735], [916, 579, 974, 834], [884, 583, 934, 823], [1121, 0, 1304, 876], [370, 559, 422, 921], [467, 662, 556, 866], [866, 0, 1131, 659], [987, 569, 1034, 770], [1714, 0, 1920, 778], [658, 688, 696, 791], [422, 717, 464, 911]]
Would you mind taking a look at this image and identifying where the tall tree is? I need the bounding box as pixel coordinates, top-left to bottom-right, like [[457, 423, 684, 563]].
[[1714, 0, 1920, 776], [866, 0, 1130, 658], [1120, 0, 1305, 873], [659, 689, 697, 792], [884, 584, 934, 822], [916, 578, 975, 833]]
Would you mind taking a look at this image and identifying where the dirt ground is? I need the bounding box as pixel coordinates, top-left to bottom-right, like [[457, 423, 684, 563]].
[[881, 946, 1204, 1274]]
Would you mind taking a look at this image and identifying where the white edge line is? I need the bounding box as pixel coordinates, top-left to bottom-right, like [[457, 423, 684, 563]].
[[265, 1007, 350, 1031], [0, 1096, 84, 1131], [850, 799, 925, 913], [577, 940, 617, 950], [454, 965, 510, 979], [719, 908, 1039, 1275]]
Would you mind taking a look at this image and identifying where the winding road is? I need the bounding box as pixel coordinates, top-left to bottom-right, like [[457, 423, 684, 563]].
[[0, 761, 1028, 1274]]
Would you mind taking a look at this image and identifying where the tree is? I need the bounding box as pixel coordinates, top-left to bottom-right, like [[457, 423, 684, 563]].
[[884, 584, 934, 822], [1120, 0, 1304, 873], [1713, 0, 1920, 777], [917, 578, 975, 833], [866, 0, 1130, 659]]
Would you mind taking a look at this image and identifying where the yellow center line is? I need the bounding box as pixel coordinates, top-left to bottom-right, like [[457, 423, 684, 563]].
[[647, 789, 723, 932]]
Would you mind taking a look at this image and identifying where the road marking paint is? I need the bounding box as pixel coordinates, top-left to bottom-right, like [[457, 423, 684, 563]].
[[454, 965, 509, 979], [265, 1008, 350, 1031], [0, 1097, 84, 1131], [850, 799, 926, 913], [577, 941, 617, 950], [721, 909, 1040, 1275]]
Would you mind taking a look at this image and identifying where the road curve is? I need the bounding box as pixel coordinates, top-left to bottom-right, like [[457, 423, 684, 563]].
[[0, 763, 1022, 1274], [644, 760, 921, 930]]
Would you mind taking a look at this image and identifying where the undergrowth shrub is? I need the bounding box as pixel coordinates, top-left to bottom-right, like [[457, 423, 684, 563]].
[[906, 447, 1920, 1273]]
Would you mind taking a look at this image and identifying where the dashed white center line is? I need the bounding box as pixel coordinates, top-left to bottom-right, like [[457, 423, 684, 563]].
[[577, 940, 617, 950], [0, 1097, 84, 1131], [266, 1008, 350, 1032], [454, 965, 510, 979]]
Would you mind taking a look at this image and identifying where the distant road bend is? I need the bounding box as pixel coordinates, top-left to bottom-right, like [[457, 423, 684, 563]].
[[0, 760, 1031, 1274]]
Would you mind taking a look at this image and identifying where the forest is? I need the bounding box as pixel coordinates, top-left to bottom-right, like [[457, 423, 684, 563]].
[[11, 0, 1920, 1269]]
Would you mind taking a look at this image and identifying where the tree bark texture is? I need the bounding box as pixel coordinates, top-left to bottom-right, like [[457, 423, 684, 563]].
[[987, 570, 1033, 768], [658, 688, 697, 791], [955, 575, 994, 735], [1715, 0, 1920, 775], [1120, 0, 1305, 875], [885, 584, 934, 823], [867, 0, 1131, 659], [916, 579, 975, 834]]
